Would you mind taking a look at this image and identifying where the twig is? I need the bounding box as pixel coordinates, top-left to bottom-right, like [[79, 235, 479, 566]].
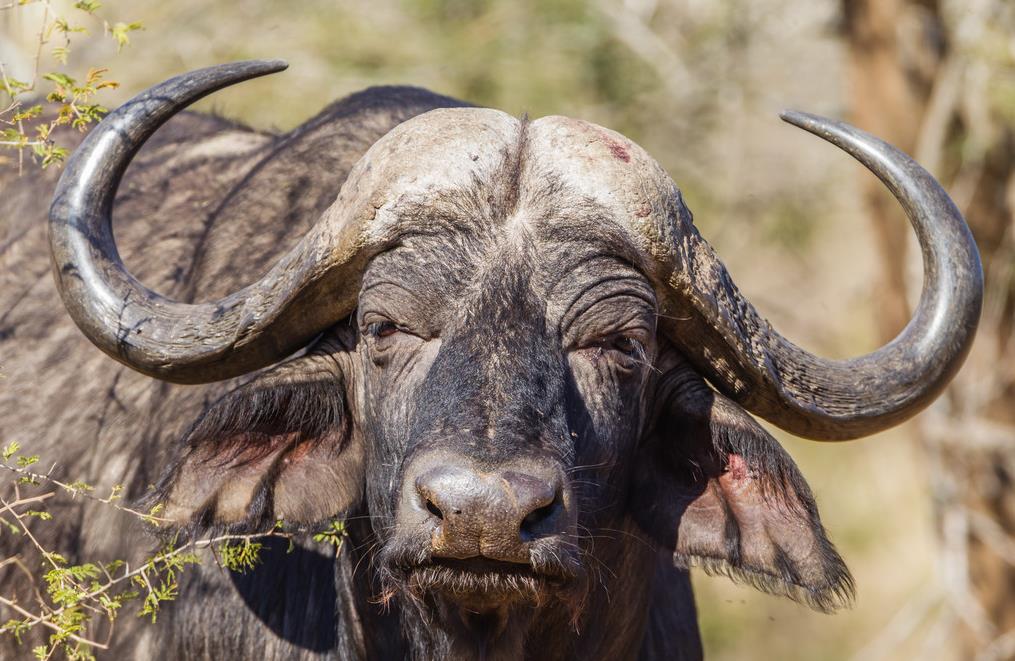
[[0, 555, 48, 610], [30, 1, 50, 94], [914, 56, 964, 176], [1, 495, 63, 573], [0, 595, 107, 649], [0, 461, 172, 524], [968, 510, 1015, 567], [2, 531, 289, 617], [0, 60, 28, 173]]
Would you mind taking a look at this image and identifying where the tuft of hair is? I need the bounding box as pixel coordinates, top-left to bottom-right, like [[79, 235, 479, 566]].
[[676, 552, 854, 614], [145, 377, 347, 540]]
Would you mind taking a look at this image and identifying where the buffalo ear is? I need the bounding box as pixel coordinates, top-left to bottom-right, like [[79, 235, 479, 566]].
[[630, 362, 854, 613], [154, 351, 363, 533]]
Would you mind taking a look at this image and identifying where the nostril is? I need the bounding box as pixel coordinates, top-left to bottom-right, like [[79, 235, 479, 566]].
[[522, 504, 554, 529], [520, 498, 561, 540], [425, 498, 444, 521]]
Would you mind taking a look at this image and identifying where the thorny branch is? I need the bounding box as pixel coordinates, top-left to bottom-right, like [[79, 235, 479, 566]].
[[0, 0, 142, 171], [0, 443, 347, 659], [0, 459, 172, 525]]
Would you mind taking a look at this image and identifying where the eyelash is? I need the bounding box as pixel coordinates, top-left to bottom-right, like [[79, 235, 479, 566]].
[[367, 321, 400, 339], [366, 320, 426, 345], [610, 336, 643, 356], [583, 334, 645, 360]]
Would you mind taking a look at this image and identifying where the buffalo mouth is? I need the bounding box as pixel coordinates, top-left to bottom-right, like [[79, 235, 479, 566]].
[[378, 533, 587, 618], [377, 541, 589, 655], [407, 557, 566, 606], [399, 557, 582, 652], [382, 550, 584, 612]]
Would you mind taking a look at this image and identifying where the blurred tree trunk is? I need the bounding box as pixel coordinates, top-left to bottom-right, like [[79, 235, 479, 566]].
[[842, 0, 1015, 657], [841, 0, 940, 340]]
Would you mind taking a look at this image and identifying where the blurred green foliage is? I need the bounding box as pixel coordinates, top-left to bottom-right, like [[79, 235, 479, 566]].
[[0, 0, 142, 168]]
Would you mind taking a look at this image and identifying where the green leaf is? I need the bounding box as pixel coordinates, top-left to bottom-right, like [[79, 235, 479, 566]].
[[0, 77, 30, 98], [312, 520, 348, 549], [68, 563, 101, 581], [0, 518, 21, 535], [2, 441, 20, 461], [52, 46, 71, 65], [110, 21, 144, 51], [41, 145, 70, 168], [16, 454, 39, 468], [42, 72, 76, 88], [53, 18, 87, 35], [218, 540, 263, 573], [12, 105, 43, 122], [74, 0, 103, 13], [143, 503, 164, 525], [2, 618, 32, 642]]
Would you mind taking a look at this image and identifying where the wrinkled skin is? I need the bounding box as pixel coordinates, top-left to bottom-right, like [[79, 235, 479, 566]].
[[1, 88, 850, 660]]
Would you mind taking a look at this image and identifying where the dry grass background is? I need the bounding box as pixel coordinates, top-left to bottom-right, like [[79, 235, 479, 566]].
[[1, 1, 961, 658]]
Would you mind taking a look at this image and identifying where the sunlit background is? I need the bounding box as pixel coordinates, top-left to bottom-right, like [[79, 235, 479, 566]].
[[3, 1, 1014, 659]]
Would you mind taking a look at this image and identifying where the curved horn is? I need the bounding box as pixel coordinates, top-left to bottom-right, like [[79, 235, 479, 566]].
[[660, 111, 983, 440], [49, 60, 370, 384]]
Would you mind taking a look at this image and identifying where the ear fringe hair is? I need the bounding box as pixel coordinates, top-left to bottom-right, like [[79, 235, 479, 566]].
[[143, 375, 347, 542], [674, 552, 855, 614], [145, 474, 346, 546], [185, 378, 347, 463], [658, 366, 803, 507]]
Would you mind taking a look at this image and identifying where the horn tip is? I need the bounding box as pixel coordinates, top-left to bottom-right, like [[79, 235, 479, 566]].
[[230, 59, 289, 76], [252, 58, 289, 74], [779, 109, 820, 128]]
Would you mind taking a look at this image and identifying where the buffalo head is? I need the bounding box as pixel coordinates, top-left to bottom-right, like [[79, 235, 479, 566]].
[[45, 61, 982, 657]]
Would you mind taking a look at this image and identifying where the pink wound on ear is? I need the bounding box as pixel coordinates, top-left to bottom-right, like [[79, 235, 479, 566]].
[[725, 453, 749, 481]]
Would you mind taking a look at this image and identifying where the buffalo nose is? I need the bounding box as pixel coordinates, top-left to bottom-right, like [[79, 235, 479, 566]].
[[412, 462, 566, 563]]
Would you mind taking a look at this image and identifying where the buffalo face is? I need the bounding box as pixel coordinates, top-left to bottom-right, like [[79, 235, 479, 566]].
[[155, 114, 856, 657], [359, 193, 660, 626]]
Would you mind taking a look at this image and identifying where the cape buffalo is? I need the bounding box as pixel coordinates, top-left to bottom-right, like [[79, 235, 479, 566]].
[[0, 60, 982, 659]]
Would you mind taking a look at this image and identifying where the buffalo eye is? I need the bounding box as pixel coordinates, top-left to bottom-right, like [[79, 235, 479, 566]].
[[368, 321, 401, 339], [577, 333, 648, 369], [610, 335, 643, 357], [365, 320, 420, 342], [363, 319, 423, 364]]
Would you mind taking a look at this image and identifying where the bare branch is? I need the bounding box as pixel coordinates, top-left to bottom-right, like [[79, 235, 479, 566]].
[[0, 595, 108, 649]]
